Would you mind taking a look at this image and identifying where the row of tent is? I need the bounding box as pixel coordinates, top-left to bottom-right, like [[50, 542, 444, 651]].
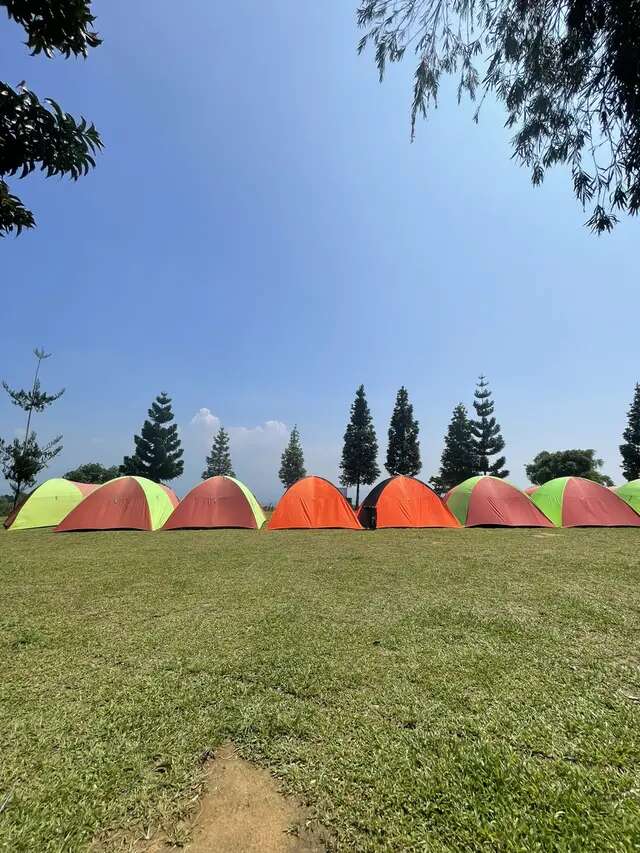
[[5, 473, 640, 532]]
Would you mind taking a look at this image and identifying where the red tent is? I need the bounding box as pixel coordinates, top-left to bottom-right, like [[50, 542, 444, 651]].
[[524, 486, 539, 495], [531, 476, 640, 527], [447, 476, 553, 527], [562, 478, 640, 526], [56, 477, 178, 532], [268, 476, 362, 530], [357, 476, 460, 529], [163, 476, 265, 530]]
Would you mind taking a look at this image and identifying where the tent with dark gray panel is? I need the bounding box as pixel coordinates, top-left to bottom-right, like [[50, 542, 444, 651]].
[[357, 476, 460, 529]]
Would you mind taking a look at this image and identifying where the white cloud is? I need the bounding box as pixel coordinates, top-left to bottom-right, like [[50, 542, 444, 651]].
[[232, 420, 288, 442], [190, 407, 221, 434], [0, 405, 343, 505], [183, 408, 290, 502]]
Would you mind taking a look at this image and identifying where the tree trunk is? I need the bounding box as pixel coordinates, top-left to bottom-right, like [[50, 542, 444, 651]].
[[12, 482, 22, 511], [23, 355, 42, 448], [356, 478, 360, 506]]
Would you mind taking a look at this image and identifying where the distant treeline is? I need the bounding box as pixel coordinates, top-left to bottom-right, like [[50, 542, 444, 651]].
[[3, 350, 640, 509]]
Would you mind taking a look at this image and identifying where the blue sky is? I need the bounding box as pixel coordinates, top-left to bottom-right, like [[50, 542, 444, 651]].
[[1, 0, 637, 502]]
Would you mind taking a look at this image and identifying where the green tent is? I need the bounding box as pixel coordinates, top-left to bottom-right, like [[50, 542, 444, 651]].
[[616, 480, 640, 515], [531, 476, 640, 527], [5, 479, 98, 531], [445, 476, 552, 527]]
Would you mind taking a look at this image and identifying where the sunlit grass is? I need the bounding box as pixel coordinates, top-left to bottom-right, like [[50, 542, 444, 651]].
[[1, 526, 639, 851]]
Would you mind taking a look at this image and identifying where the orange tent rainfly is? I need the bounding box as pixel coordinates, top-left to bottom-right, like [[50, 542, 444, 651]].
[[268, 476, 362, 530], [56, 476, 178, 532], [357, 476, 460, 529]]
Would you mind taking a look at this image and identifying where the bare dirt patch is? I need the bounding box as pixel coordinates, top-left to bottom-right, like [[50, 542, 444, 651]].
[[93, 743, 328, 853]]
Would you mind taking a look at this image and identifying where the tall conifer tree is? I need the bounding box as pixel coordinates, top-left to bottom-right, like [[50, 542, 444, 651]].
[[279, 425, 307, 490], [430, 403, 478, 494], [385, 386, 421, 477], [340, 385, 380, 504], [620, 383, 640, 481], [470, 376, 508, 477], [121, 392, 183, 483], [202, 426, 235, 478]]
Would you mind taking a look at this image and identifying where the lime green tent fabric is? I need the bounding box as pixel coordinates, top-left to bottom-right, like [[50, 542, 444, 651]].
[[531, 476, 640, 526], [616, 480, 640, 515], [228, 477, 267, 528], [445, 476, 481, 525], [133, 477, 178, 530], [6, 479, 97, 531], [163, 476, 266, 530], [445, 476, 552, 527], [529, 477, 569, 527]]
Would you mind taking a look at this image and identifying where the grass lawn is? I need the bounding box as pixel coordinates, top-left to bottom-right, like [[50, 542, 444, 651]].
[[1, 526, 640, 851]]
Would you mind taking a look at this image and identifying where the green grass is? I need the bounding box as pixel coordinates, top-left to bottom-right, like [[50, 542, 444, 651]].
[[2, 526, 640, 851]]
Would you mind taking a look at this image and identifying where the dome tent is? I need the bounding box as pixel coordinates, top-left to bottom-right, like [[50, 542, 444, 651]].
[[615, 480, 640, 513], [357, 476, 460, 529], [446, 476, 553, 527], [268, 476, 362, 530], [56, 476, 178, 532], [163, 476, 265, 530], [530, 477, 640, 527], [4, 479, 98, 531], [616, 480, 640, 515]]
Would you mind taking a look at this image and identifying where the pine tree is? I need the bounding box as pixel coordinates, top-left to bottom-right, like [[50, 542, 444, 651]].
[[202, 426, 235, 478], [385, 386, 421, 477], [430, 403, 478, 494], [470, 376, 508, 478], [621, 383, 640, 481], [121, 392, 183, 483], [279, 425, 307, 490], [340, 385, 380, 505]]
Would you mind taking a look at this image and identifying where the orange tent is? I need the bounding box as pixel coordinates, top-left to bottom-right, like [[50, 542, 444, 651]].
[[268, 476, 362, 530], [357, 476, 460, 529]]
